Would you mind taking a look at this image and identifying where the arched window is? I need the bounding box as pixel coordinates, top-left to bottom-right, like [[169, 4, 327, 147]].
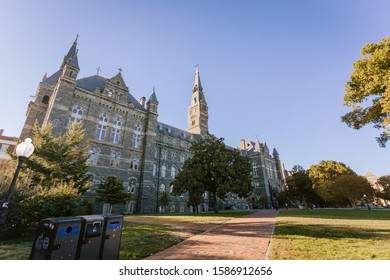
[[128, 179, 136, 193], [171, 166, 176, 178], [133, 124, 142, 148], [111, 117, 122, 144], [87, 147, 100, 165], [96, 113, 108, 140], [69, 105, 83, 127], [152, 163, 157, 176], [42, 95, 50, 104], [110, 151, 121, 167], [130, 157, 139, 170], [161, 165, 166, 178], [160, 184, 166, 193]]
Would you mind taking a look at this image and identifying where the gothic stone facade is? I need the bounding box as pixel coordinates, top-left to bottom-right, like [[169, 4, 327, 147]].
[[20, 39, 286, 213]]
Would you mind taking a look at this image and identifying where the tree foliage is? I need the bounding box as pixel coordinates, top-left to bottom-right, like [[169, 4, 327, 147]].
[[333, 174, 373, 208], [308, 160, 355, 205], [285, 165, 324, 207], [23, 121, 91, 193], [172, 134, 252, 213], [96, 176, 131, 206], [1, 182, 91, 237], [377, 175, 390, 200], [342, 35, 390, 147]]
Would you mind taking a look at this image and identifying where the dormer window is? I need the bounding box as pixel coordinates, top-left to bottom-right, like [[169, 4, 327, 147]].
[[116, 80, 121, 85], [108, 90, 113, 97]]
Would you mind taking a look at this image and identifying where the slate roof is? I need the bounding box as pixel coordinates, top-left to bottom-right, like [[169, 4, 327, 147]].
[[43, 70, 61, 85], [157, 122, 197, 142]]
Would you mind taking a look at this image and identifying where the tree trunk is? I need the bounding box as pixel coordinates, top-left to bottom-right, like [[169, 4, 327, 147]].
[[213, 191, 219, 213]]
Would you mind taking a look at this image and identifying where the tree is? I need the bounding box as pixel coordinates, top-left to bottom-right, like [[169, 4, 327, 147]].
[[159, 191, 170, 213], [341, 35, 390, 147], [333, 174, 373, 208], [308, 160, 355, 205], [376, 175, 390, 201], [96, 176, 131, 214], [286, 165, 313, 202], [172, 134, 252, 213], [24, 121, 91, 193]]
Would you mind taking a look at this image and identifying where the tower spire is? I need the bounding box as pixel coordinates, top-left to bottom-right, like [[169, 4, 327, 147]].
[[188, 66, 208, 135], [62, 35, 80, 69]]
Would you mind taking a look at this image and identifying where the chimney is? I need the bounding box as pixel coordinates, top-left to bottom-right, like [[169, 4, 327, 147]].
[[240, 139, 246, 150]]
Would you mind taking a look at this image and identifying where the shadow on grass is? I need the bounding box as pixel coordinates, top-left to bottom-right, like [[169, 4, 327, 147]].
[[274, 222, 390, 240], [278, 209, 390, 221]]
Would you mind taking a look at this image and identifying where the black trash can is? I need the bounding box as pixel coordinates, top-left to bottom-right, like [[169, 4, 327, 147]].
[[77, 215, 105, 260], [99, 215, 123, 260], [30, 217, 83, 260]]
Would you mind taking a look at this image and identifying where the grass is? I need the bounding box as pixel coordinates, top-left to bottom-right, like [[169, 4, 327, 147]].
[[268, 209, 390, 260], [0, 210, 253, 260]]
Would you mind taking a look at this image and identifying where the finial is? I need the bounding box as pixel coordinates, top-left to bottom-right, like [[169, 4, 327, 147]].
[[118, 68, 123, 73], [75, 34, 79, 44], [96, 67, 101, 75], [195, 64, 199, 73]]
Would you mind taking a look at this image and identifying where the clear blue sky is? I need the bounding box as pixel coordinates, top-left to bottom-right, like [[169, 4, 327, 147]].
[[1, 0, 390, 176]]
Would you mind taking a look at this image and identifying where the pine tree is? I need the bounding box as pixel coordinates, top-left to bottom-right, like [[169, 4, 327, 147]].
[[24, 121, 91, 193]]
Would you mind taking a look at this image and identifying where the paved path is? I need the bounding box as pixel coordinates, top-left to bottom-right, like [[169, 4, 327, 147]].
[[125, 210, 277, 260]]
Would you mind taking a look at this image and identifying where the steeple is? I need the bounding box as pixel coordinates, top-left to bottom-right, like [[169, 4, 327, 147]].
[[188, 66, 208, 135], [61, 35, 80, 70]]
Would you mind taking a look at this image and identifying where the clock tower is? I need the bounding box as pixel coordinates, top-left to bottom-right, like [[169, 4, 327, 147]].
[[188, 66, 208, 135]]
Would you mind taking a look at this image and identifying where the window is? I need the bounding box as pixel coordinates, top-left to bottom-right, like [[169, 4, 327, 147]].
[[96, 113, 108, 141], [180, 154, 185, 163], [161, 149, 168, 160], [171, 166, 176, 178], [69, 105, 83, 127], [252, 162, 258, 177], [87, 147, 100, 165], [152, 163, 157, 176], [133, 124, 142, 148], [111, 117, 122, 144], [130, 157, 139, 170], [161, 165, 166, 178], [171, 152, 176, 160], [42, 95, 50, 104], [110, 151, 120, 167], [128, 179, 136, 193], [159, 184, 166, 193]]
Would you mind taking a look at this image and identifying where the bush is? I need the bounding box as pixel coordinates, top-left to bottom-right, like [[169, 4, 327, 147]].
[[1, 182, 91, 237]]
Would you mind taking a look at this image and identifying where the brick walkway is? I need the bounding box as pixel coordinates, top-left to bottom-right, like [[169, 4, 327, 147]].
[[125, 210, 277, 260]]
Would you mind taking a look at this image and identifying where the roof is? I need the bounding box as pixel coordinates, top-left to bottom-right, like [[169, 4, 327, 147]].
[[76, 75, 146, 111], [157, 122, 197, 142], [76, 75, 106, 92], [43, 70, 61, 85]]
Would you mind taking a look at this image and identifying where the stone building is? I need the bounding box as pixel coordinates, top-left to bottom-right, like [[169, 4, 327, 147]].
[[20, 38, 286, 213]]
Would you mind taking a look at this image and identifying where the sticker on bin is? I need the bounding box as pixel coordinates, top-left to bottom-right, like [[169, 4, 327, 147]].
[[108, 221, 121, 230], [58, 225, 80, 237]]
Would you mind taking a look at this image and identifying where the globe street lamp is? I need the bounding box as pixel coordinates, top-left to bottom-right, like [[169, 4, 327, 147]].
[[0, 138, 35, 225]]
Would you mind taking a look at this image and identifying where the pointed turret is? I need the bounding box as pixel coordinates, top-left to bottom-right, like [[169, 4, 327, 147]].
[[61, 35, 80, 70], [254, 137, 261, 153], [272, 148, 279, 158], [147, 88, 159, 115]]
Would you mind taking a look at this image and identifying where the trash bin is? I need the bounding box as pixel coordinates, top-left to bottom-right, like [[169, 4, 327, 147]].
[[77, 215, 105, 260], [99, 215, 123, 260], [30, 217, 83, 260]]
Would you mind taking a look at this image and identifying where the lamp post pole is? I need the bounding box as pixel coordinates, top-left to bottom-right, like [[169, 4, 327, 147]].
[[0, 138, 34, 225]]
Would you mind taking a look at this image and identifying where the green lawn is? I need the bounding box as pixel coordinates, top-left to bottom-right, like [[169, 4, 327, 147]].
[[268, 209, 390, 260], [0, 211, 253, 260]]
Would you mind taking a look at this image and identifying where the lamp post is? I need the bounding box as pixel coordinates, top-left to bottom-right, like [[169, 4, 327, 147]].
[[0, 138, 34, 225]]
